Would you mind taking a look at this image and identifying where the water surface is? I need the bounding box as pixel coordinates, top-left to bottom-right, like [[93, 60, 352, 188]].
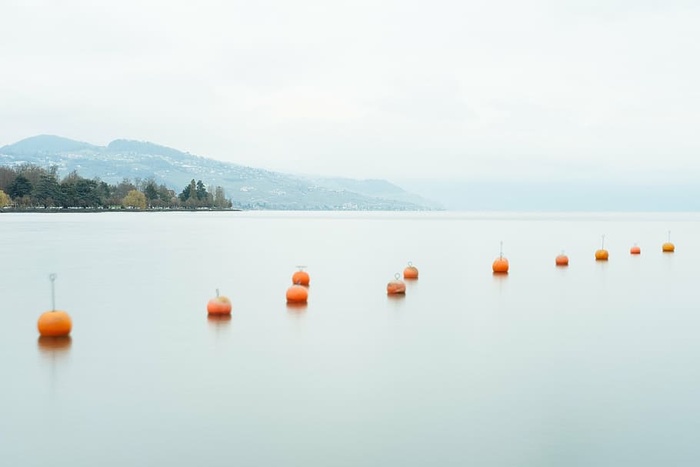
[[1, 211, 699, 466]]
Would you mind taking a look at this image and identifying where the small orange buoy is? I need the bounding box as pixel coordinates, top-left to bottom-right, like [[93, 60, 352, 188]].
[[630, 244, 641, 255], [207, 288, 232, 315], [387, 273, 406, 295], [292, 266, 310, 286], [38, 311, 72, 337], [492, 257, 509, 273], [555, 252, 569, 266], [37, 274, 72, 337], [492, 241, 509, 274], [595, 235, 609, 261], [403, 262, 419, 280], [286, 284, 308, 304], [662, 231, 675, 252]]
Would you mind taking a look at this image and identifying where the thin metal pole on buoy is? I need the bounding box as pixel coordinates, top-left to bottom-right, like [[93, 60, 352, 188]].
[[49, 273, 57, 311]]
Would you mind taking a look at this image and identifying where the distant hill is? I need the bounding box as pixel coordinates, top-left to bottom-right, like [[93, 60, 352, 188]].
[[0, 135, 441, 211], [3, 135, 101, 155]]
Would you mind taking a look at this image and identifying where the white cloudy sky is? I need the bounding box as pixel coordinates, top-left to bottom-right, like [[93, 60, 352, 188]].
[[2, 0, 700, 182]]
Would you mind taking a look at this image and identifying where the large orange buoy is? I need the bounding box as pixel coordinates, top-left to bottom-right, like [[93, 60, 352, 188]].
[[595, 235, 609, 261], [387, 273, 406, 295], [37, 274, 72, 337], [292, 266, 310, 286], [630, 244, 641, 255], [492, 241, 509, 274], [555, 252, 569, 266], [286, 284, 308, 304], [207, 288, 232, 315], [403, 262, 419, 279], [662, 231, 675, 252]]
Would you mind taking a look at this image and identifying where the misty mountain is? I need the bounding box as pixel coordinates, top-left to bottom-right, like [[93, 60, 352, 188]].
[[4, 135, 102, 155], [0, 135, 441, 210]]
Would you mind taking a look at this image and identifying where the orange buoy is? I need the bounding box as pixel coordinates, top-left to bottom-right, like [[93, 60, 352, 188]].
[[38, 311, 72, 337], [662, 231, 675, 252], [595, 235, 609, 261], [492, 241, 509, 274], [292, 266, 310, 286], [555, 252, 569, 266], [37, 274, 72, 337], [286, 284, 308, 304], [387, 273, 406, 295], [492, 257, 509, 273], [207, 288, 232, 315], [403, 262, 419, 280], [630, 244, 641, 255]]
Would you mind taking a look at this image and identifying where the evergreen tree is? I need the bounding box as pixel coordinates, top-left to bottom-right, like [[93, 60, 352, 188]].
[[74, 178, 101, 207], [195, 180, 207, 201], [95, 181, 112, 204], [59, 177, 77, 208], [144, 180, 159, 203], [179, 179, 197, 203], [33, 173, 63, 207], [16, 163, 47, 187], [8, 174, 33, 199]]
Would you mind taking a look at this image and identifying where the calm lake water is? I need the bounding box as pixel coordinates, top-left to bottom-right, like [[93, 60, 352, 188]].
[[1, 211, 699, 466]]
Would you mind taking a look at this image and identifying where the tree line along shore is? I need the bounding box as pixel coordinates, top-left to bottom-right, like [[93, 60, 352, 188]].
[[0, 164, 234, 211]]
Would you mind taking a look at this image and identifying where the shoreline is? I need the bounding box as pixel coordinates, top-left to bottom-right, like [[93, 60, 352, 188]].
[[0, 207, 243, 213]]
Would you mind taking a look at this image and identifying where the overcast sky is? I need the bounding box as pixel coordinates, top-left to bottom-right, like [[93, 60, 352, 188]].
[[2, 0, 699, 182]]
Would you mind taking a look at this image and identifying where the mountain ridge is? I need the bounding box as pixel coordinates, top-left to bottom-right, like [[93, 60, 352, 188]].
[[0, 135, 442, 211]]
